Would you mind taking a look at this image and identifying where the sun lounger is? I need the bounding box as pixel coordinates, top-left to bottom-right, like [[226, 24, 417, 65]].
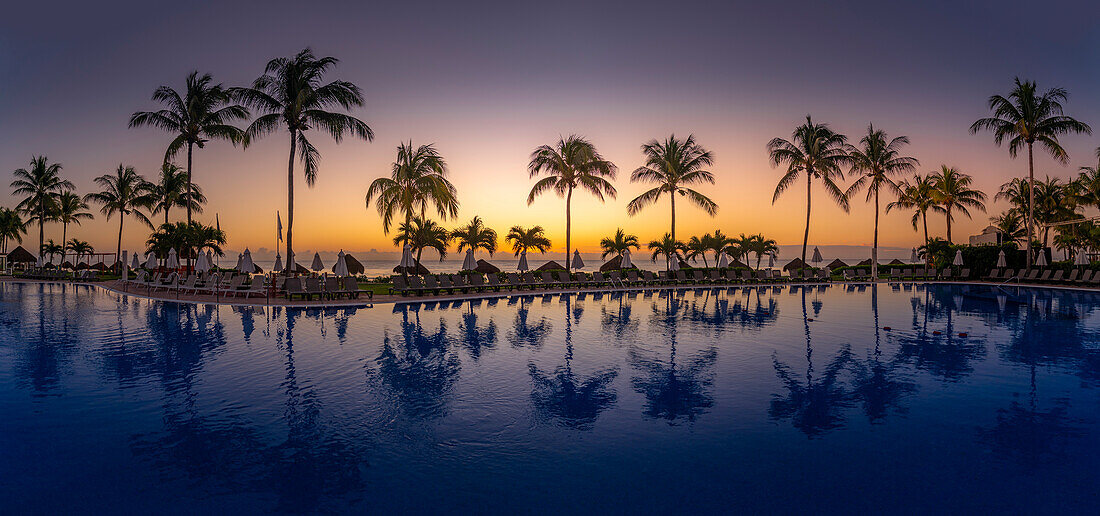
[[1066, 270, 1079, 283], [196, 273, 220, 294], [940, 269, 952, 280], [959, 269, 970, 280], [302, 277, 323, 300], [1076, 270, 1093, 284], [341, 277, 366, 299], [285, 278, 306, 299], [179, 275, 200, 294], [468, 273, 487, 291], [520, 273, 538, 289], [154, 273, 178, 292], [238, 276, 266, 298], [423, 275, 442, 294], [486, 274, 503, 291], [1049, 270, 1063, 283]]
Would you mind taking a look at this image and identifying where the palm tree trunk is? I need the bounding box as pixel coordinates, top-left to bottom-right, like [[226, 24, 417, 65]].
[[946, 208, 953, 243], [922, 211, 929, 246], [286, 130, 297, 274], [872, 188, 879, 280], [1026, 142, 1035, 270], [565, 187, 572, 270], [670, 194, 676, 245], [801, 172, 811, 274], [185, 141, 194, 272], [61, 223, 67, 265], [116, 216, 124, 273], [38, 205, 45, 256]]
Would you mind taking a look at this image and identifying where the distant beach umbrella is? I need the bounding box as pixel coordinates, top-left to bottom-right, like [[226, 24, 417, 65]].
[[239, 249, 255, 274], [131, 253, 140, 270], [716, 252, 728, 269], [399, 244, 414, 269], [911, 248, 919, 262], [621, 248, 633, 269], [234, 253, 243, 271], [1075, 250, 1088, 266], [767, 253, 775, 268], [996, 250, 1007, 268], [310, 252, 324, 272], [462, 248, 476, 271], [35, 254, 44, 268], [571, 250, 585, 270], [195, 251, 210, 273], [334, 250, 350, 277], [273, 254, 283, 273], [1035, 252, 1048, 267], [669, 256, 680, 271], [517, 250, 529, 271], [166, 248, 179, 269], [145, 253, 157, 269], [952, 250, 964, 266], [811, 247, 823, 264]]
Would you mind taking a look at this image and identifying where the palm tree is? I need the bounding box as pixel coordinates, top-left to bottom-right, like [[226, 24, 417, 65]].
[[598, 228, 640, 259], [723, 235, 751, 267], [506, 225, 552, 257], [1031, 176, 1077, 248], [130, 71, 247, 225], [0, 208, 26, 254], [626, 134, 717, 243], [706, 230, 733, 266], [149, 163, 205, 226], [744, 233, 779, 269], [647, 232, 684, 270], [11, 156, 73, 252], [146, 222, 226, 264], [366, 142, 458, 240], [451, 216, 498, 262], [84, 165, 156, 269], [527, 135, 617, 269], [991, 211, 1026, 243], [393, 216, 452, 266], [970, 78, 1092, 266], [845, 124, 919, 279], [52, 191, 93, 260], [768, 116, 851, 272], [235, 48, 374, 273], [929, 166, 986, 243], [40, 239, 63, 265], [1076, 147, 1100, 209], [684, 236, 710, 267], [886, 174, 937, 246], [66, 239, 93, 266]]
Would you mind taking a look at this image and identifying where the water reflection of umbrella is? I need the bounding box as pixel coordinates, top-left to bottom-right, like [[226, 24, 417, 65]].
[[517, 250, 529, 272]]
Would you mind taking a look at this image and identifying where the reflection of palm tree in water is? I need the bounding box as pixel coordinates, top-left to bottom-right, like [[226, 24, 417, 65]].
[[456, 302, 497, 359], [529, 295, 618, 430], [629, 294, 717, 424], [896, 286, 985, 381], [770, 287, 853, 438], [850, 284, 916, 423], [507, 297, 552, 348], [600, 291, 638, 340], [375, 306, 461, 420]]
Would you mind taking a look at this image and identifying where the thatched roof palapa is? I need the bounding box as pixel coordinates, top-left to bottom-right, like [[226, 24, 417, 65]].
[[335, 254, 365, 275], [599, 254, 637, 272], [826, 258, 848, 269], [726, 258, 749, 269], [783, 258, 807, 271], [393, 260, 430, 275], [61, 261, 74, 269], [535, 260, 565, 271], [857, 259, 872, 266], [7, 246, 35, 263], [474, 259, 500, 274], [887, 258, 905, 265]]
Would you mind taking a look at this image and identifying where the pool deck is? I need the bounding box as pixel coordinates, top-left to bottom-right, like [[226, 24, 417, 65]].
[[4, 276, 1099, 308]]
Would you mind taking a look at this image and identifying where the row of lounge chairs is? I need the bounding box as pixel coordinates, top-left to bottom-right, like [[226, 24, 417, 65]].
[[390, 268, 833, 296], [983, 268, 1100, 286], [284, 276, 365, 300], [17, 268, 99, 281], [881, 268, 971, 281], [131, 271, 266, 297]]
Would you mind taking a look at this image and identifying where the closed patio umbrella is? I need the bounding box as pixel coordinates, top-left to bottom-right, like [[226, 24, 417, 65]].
[[668, 256, 680, 271], [334, 250, 349, 277], [145, 253, 157, 269], [234, 253, 243, 271], [310, 252, 324, 272], [399, 244, 414, 273], [571, 250, 584, 270], [341, 254, 364, 275], [1035, 252, 1048, 267], [911, 248, 919, 262], [767, 253, 776, 268], [273, 254, 283, 273], [953, 250, 964, 266], [996, 250, 1007, 268], [166, 248, 179, 269], [621, 248, 633, 269], [1075, 250, 1088, 267], [36, 254, 44, 268], [206, 251, 214, 272], [131, 253, 140, 270], [195, 251, 210, 273], [717, 252, 728, 269], [517, 250, 529, 271], [462, 248, 476, 270], [811, 247, 823, 265], [239, 249, 255, 274]]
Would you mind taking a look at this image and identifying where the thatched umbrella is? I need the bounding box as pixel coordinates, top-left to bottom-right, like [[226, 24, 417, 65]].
[[60, 261, 74, 269], [887, 258, 905, 265], [393, 260, 430, 275], [91, 262, 108, 271], [294, 263, 311, 275], [600, 255, 623, 272], [7, 246, 35, 264], [857, 258, 872, 266], [536, 260, 565, 271], [76, 262, 90, 270], [783, 258, 807, 271], [827, 258, 847, 269], [475, 259, 500, 274], [336, 254, 365, 275]]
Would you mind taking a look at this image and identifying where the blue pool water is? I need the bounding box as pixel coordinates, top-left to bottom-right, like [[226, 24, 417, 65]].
[[2, 282, 1099, 513]]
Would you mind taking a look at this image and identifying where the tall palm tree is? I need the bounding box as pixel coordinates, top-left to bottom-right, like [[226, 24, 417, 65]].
[[970, 78, 1092, 266], [647, 232, 684, 271], [598, 228, 640, 259], [929, 166, 986, 243], [11, 156, 73, 252], [235, 48, 374, 273], [393, 216, 452, 266], [84, 165, 156, 269], [0, 208, 26, 254], [845, 124, 919, 278], [723, 235, 751, 267], [451, 216, 498, 261], [52, 191, 93, 262], [527, 135, 617, 269], [886, 174, 937, 247], [130, 71, 247, 225], [506, 225, 552, 257], [149, 163, 205, 226], [626, 134, 717, 243], [366, 142, 458, 240], [768, 116, 851, 272]]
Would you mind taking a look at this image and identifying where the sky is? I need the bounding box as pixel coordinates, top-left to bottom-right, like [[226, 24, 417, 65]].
[[2, 0, 1099, 263]]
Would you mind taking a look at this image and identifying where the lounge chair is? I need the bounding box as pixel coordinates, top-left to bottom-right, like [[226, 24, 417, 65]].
[[407, 276, 428, 296], [423, 275, 442, 295], [469, 273, 487, 291], [958, 269, 971, 280], [539, 272, 556, 288], [239, 276, 266, 298], [983, 269, 1000, 281], [1049, 270, 1063, 283], [303, 277, 324, 300], [196, 273, 220, 294], [154, 273, 178, 292], [486, 274, 503, 291], [1075, 270, 1093, 284], [179, 275, 200, 294], [286, 278, 307, 299], [520, 273, 538, 289], [940, 269, 952, 281], [1066, 270, 1079, 283], [341, 277, 366, 299]]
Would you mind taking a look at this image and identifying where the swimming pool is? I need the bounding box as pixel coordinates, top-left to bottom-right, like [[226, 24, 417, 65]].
[[2, 281, 1099, 513]]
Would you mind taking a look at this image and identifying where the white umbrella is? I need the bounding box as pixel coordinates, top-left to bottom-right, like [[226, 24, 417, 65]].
[[911, 248, 919, 262], [195, 251, 209, 273], [517, 250, 529, 271], [572, 250, 585, 270], [462, 248, 476, 270], [145, 253, 157, 269], [767, 253, 776, 268], [206, 251, 214, 271], [240, 249, 255, 274], [310, 252, 324, 272], [131, 253, 140, 270], [399, 244, 414, 270], [952, 250, 964, 266], [1035, 252, 1048, 267], [996, 250, 1007, 268], [716, 252, 728, 269], [166, 248, 179, 269], [35, 254, 44, 268], [334, 250, 349, 277], [668, 256, 680, 271], [1075, 250, 1089, 266], [811, 247, 823, 264], [273, 254, 283, 273]]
